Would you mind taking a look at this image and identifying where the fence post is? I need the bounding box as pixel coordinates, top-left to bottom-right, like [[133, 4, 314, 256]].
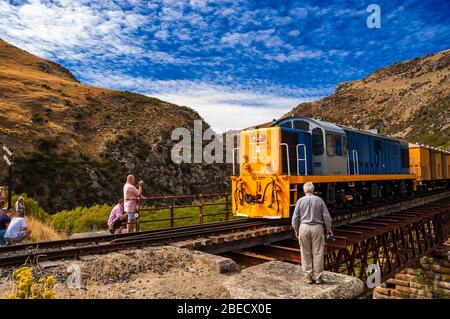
[[199, 194, 203, 224], [170, 198, 175, 228], [224, 193, 229, 221], [136, 198, 140, 232]]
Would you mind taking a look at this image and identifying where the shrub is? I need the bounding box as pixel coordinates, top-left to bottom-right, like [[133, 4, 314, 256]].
[[51, 204, 112, 234], [7, 267, 57, 299], [31, 112, 45, 123]]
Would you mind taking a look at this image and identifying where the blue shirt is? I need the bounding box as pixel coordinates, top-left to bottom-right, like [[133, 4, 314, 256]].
[[0, 214, 10, 230]]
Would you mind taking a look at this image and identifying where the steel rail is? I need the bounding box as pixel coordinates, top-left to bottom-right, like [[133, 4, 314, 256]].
[[0, 219, 287, 266], [0, 218, 257, 254]]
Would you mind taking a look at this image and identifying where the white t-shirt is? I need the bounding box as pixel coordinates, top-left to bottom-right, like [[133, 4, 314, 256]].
[[5, 217, 27, 239]]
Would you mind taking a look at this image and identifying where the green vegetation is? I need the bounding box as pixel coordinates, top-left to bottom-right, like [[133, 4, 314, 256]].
[[51, 197, 239, 234], [10, 193, 50, 222], [414, 127, 450, 150], [13, 147, 126, 212], [31, 112, 45, 124], [5, 192, 238, 236], [51, 204, 112, 234], [63, 99, 74, 107]]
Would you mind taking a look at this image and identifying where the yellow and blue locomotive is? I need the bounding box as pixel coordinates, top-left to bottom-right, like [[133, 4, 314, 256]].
[[231, 116, 427, 219]]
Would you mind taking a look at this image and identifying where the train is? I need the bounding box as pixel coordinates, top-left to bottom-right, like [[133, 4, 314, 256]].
[[231, 116, 450, 219]]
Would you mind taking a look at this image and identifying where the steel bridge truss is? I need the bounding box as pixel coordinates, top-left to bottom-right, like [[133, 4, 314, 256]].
[[325, 202, 450, 283]]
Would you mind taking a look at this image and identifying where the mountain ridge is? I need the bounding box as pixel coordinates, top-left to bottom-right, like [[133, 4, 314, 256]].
[[0, 38, 228, 211], [285, 48, 450, 149]]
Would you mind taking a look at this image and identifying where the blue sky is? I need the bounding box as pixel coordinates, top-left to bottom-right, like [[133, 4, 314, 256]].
[[1, 0, 449, 132]]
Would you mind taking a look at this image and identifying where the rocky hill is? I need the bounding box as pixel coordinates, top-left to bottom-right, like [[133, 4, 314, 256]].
[[0, 39, 228, 212], [286, 49, 450, 149]]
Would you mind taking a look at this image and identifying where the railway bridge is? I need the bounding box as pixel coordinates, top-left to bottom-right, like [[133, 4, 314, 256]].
[[0, 191, 449, 298]]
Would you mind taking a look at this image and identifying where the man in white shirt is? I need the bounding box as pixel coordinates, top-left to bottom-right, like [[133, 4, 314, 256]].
[[4, 210, 32, 244], [123, 175, 143, 233]]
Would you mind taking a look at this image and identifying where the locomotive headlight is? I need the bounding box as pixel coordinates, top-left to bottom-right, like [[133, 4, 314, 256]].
[[250, 132, 266, 143]]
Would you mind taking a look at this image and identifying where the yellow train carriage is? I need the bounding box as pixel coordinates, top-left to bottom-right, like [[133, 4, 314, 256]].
[[409, 143, 450, 184], [409, 144, 431, 181]]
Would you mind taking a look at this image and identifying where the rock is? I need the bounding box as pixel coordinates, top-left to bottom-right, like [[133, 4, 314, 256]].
[[79, 255, 98, 261], [223, 261, 364, 299], [38, 261, 63, 269], [191, 250, 238, 273]]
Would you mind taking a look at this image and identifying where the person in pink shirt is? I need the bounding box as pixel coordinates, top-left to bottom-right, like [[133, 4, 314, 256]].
[[123, 175, 143, 233], [107, 199, 127, 234]]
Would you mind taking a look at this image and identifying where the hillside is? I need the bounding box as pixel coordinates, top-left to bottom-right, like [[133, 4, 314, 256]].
[[286, 49, 450, 149], [0, 39, 228, 211]]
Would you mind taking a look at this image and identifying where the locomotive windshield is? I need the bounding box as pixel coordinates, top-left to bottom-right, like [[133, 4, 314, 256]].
[[312, 128, 324, 156]]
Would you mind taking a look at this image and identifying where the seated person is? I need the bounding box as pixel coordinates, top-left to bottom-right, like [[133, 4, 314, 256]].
[[4, 211, 31, 244], [107, 199, 127, 234], [0, 209, 14, 244]]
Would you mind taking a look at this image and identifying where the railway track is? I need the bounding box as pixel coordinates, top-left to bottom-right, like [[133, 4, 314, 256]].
[[0, 219, 287, 267], [1, 191, 449, 268]]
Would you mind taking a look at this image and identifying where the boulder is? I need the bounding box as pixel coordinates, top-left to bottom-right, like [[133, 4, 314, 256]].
[[223, 261, 364, 299]]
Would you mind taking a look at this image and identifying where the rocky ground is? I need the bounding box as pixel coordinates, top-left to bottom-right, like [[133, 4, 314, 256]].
[[0, 245, 366, 299], [0, 246, 234, 299]]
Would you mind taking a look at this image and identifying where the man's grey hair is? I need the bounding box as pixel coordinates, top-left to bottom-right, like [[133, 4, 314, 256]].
[[303, 182, 314, 194]]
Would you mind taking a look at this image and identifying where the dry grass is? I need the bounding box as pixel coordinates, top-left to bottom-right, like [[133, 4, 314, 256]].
[[25, 216, 67, 242]]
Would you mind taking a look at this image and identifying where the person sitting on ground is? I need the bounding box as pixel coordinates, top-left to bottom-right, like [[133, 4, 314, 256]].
[[123, 175, 143, 233], [0, 209, 14, 245], [4, 210, 31, 245], [107, 199, 127, 234]]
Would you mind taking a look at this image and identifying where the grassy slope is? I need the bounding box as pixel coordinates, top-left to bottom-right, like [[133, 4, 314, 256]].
[[0, 39, 229, 212]]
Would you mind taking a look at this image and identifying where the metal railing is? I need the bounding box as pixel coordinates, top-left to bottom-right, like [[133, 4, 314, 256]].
[[352, 150, 360, 175], [296, 143, 308, 175], [134, 193, 232, 231], [281, 143, 290, 176]]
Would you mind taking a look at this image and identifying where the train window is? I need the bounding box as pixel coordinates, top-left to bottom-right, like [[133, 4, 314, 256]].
[[293, 120, 309, 131], [375, 140, 382, 154], [280, 121, 292, 129], [312, 128, 324, 156], [335, 135, 343, 156], [326, 133, 335, 156], [401, 149, 409, 168]]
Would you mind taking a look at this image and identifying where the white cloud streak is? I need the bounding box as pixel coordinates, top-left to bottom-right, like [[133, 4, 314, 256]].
[[83, 72, 330, 132]]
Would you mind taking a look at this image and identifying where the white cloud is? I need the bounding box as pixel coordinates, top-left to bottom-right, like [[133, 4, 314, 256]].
[[83, 72, 329, 132], [265, 49, 322, 62], [0, 0, 184, 64], [289, 7, 308, 19], [288, 29, 301, 37]]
